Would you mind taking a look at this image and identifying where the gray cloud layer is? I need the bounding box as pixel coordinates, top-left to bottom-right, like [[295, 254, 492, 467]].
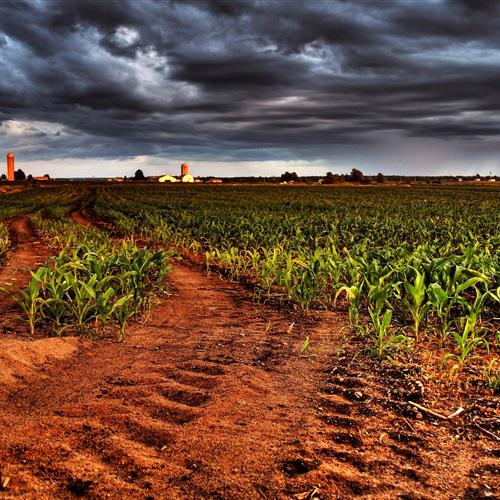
[[1, 0, 500, 175]]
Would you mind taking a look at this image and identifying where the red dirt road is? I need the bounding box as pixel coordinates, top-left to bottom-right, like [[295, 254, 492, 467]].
[[0, 216, 78, 387], [0, 222, 498, 498], [0, 215, 50, 281], [0, 215, 51, 331]]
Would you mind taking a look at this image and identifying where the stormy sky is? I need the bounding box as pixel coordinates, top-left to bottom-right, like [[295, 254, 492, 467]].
[[1, 0, 499, 178]]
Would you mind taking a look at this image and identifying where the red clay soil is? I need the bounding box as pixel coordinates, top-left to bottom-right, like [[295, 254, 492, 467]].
[[0, 215, 52, 324], [69, 211, 92, 227], [69, 209, 114, 233], [0, 215, 79, 386], [1, 215, 49, 270], [0, 223, 498, 498]]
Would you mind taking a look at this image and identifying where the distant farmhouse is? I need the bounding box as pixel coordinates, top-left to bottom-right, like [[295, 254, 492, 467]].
[[159, 163, 194, 183]]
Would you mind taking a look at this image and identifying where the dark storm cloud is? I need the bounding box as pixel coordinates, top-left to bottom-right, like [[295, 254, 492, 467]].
[[171, 53, 310, 88], [390, 0, 500, 42], [0, 0, 499, 173]]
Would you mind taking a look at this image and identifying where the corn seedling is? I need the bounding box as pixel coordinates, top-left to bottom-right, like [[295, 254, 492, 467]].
[[483, 359, 500, 391], [18, 267, 49, 335], [443, 316, 489, 378], [300, 336, 311, 355], [335, 282, 363, 327], [403, 269, 428, 339], [367, 308, 407, 359]]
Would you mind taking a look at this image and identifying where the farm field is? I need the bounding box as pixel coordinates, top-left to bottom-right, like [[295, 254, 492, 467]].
[[0, 183, 498, 499]]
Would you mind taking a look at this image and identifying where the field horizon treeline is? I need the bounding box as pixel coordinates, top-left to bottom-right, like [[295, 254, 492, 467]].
[[1, 165, 499, 184]]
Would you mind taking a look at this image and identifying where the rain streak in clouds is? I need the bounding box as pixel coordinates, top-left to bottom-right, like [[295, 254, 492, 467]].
[[0, 0, 499, 177]]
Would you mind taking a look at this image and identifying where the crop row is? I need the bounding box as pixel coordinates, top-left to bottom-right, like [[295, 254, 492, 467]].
[[0, 186, 78, 263], [0, 186, 77, 220], [17, 207, 171, 339], [93, 185, 498, 380]]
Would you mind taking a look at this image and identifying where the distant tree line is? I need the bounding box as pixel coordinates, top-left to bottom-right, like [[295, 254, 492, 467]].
[[275, 169, 496, 185], [1, 169, 51, 181]]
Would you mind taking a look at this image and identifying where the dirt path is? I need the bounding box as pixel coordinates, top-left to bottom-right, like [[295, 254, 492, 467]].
[[69, 208, 113, 232], [0, 215, 79, 386], [69, 211, 92, 227], [0, 215, 497, 499], [0, 215, 52, 320], [0, 261, 325, 498], [0, 215, 49, 281]]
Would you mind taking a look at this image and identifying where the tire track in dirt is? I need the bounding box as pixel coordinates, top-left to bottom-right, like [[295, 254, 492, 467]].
[[0, 215, 51, 325], [68, 210, 92, 227], [0, 215, 50, 282], [289, 324, 500, 500], [68, 206, 113, 232], [0, 244, 331, 498]]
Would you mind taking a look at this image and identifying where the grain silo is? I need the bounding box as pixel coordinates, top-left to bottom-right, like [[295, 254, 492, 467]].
[[181, 163, 189, 176], [6, 152, 14, 181]]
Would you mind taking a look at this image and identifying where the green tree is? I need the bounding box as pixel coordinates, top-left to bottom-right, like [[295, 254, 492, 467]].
[[280, 171, 299, 182], [324, 172, 335, 184], [349, 168, 364, 182], [134, 169, 145, 181], [14, 169, 26, 181]]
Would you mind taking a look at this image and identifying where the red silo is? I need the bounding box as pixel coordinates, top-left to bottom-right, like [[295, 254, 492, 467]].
[[181, 163, 189, 176], [6, 152, 15, 181]]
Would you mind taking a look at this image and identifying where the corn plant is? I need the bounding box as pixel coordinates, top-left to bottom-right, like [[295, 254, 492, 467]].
[[443, 315, 489, 378], [459, 287, 488, 335], [483, 359, 499, 390], [427, 283, 454, 340], [335, 282, 363, 327], [403, 269, 427, 339], [18, 267, 50, 335], [367, 308, 408, 359], [367, 279, 395, 316], [111, 292, 135, 341]]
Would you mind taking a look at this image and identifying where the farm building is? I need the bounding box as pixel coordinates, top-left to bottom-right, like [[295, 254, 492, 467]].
[[159, 175, 179, 183], [159, 163, 194, 183], [181, 173, 194, 183]]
